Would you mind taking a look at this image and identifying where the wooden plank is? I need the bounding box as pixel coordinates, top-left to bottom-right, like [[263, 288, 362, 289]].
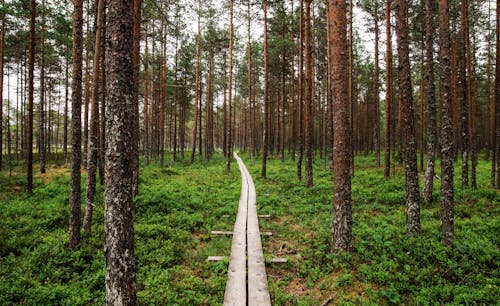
[[270, 258, 288, 263], [207, 256, 227, 262], [258, 214, 271, 218], [211, 231, 234, 235], [235, 153, 272, 306], [223, 153, 248, 306], [261, 232, 273, 237]]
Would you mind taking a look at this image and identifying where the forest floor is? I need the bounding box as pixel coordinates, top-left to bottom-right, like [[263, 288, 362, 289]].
[[0, 153, 498, 305]]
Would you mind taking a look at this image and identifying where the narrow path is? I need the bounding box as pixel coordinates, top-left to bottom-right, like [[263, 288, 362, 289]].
[[224, 153, 271, 306]]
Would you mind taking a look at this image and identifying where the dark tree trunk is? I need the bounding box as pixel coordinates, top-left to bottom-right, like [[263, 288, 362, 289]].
[[384, 0, 392, 178], [104, 0, 137, 303], [395, 0, 421, 236], [39, 0, 46, 174], [84, 0, 105, 237], [329, 0, 352, 253], [423, 0, 437, 203], [227, 0, 233, 172], [190, 7, 201, 164], [459, 0, 469, 186], [69, 0, 83, 249], [438, 0, 454, 246], [27, 0, 35, 192], [496, 0, 500, 189], [373, 0, 381, 167], [305, 0, 313, 187], [64, 57, 69, 162], [297, 0, 304, 181], [261, 0, 269, 178], [132, 0, 142, 194]]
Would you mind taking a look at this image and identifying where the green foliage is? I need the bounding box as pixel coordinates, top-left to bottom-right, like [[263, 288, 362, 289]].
[[1, 153, 498, 304]]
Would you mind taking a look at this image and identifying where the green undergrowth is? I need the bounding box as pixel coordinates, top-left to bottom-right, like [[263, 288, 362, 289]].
[[0, 152, 498, 305], [0, 154, 239, 305], [244, 153, 499, 305]]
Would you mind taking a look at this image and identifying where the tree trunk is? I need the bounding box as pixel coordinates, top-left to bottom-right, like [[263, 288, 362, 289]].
[[395, 0, 421, 236], [305, 0, 313, 187], [463, 0, 477, 189], [104, 0, 137, 303], [384, 0, 391, 178], [64, 57, 69, 162], [438, 0, 454, 246], [227, 0, 233, 172], [329, 0, 352, 253], [297, 0, 304, 181], [132, 0, 141, 194], [84, 0, 105, 237], [459, 0, 469, 186], [69, 0, 83, 249], [39, 0, 46, 174], [423, 0, 437, 203], [190, 8, 201, 164], [496, 0, 500, 189], [27, 0, 35, 192], [248, 0, 254, 165], [159, 17, 167, 166], [261, 0, 269, 178], [373, 0, 381, 167]]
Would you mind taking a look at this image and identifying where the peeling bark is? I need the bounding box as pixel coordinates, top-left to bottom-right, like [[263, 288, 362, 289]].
[[104, 0, 137, 304], [395, 0, 421, 236], [329, 0, 352, 253]]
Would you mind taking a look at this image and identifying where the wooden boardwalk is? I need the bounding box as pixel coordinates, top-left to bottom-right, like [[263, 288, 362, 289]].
[[223, 153, 271, 306]]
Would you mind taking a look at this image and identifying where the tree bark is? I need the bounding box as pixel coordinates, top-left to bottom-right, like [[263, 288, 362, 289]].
[[38, 0, 46, 174], [329, 0, 352, 253], [104, 0, 137, 303], [305, 0, 313, 187], [297, 0, 304, 181], [373, 0, 381, 167], [190, 6, 201, 164], [496, 0, 500, 189], [395, 0, 421, 236], [132, 0, 142, 194], [27, 0, 35, 192], [84, 0, 105, 237], [438, 0, 454, 246], [423, 0, 437, 203], [384, 0, 391, 178], [459, 0, 469, 186], [70, 0, 83, 249], [227, 0, 234, 172], [261, 0, 269, 178]]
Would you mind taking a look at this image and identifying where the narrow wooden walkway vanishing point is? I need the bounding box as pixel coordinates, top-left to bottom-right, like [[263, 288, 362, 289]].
[[223, 153, 272, 306]]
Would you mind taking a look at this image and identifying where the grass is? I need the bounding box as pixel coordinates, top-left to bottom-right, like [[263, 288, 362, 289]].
[[0, 152, 498, 305]]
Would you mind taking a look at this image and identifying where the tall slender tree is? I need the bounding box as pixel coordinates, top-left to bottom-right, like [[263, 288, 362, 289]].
[[329, 0, 352, 252], [304, 0, 313, 187], [383, 0, 391, 178], [395, 0, 420, 236], [84, 0, 105, 236], [104, 0, 137, 303], [39, 0, 46, 174], [132, 0, 142, 194], [261, 0, 269, 178], [190, 4, 201, 164], [27, 0, 36, 192], [495, 0, 500, 189], [297, 0, 304, 181], [423, 0, 437, 203], [70, 0, 84, 249], [373, 0, 381, 167], [438, 0, 454, 246], [227, 0, 234, 172]]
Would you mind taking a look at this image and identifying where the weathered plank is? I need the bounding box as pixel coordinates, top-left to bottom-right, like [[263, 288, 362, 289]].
[[211, 231, 234, 235], [235, 153, 272, 306], [207, 256, 227, 262], [223, 154, 248, 306]]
